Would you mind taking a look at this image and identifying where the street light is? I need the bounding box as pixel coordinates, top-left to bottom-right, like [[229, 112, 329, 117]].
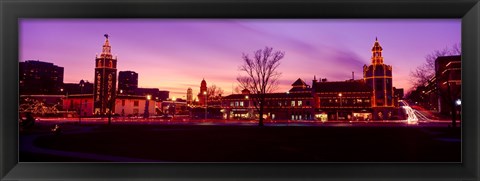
[[337, 93, 342, 121], [144, 95, 151, 119], [338, 93, 342, 107], [455, 99, 461, 106], [78, 82, 85, 124], [245, 95, 249, 119], [172, 97, 176, 116], [203, 91, 207, 120]]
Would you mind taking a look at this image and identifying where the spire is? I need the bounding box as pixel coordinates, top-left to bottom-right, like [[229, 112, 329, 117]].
[[100, 34, 112, 59], [371, 37, 384, 64]]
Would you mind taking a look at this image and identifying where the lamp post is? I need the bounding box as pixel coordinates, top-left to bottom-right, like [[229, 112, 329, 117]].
[[172, 97, 176, 116], [337, 93, 342, 120], [120, 90, 125, 121], [286, 91, 290, 120], [245, 95, 249, 119], [204, 91, 207, 120], [144, 95, 151, 119], [79, 83, 84, 124]]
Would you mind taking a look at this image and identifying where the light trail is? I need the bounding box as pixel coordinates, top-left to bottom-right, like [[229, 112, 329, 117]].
[[400, 100, 418, 125]]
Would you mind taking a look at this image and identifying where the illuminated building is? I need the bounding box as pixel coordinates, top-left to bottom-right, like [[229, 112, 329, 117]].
[[19, 60, 64, 95], [53, 34, 157, 118], [363, 37, 395, 120], [222, 78, 314, 120], [93, 34, 117, 115], [187, 88, 193, 106], [118, 71, 138, 95], [197, 79, 207, 106], [222, 38, 403, 121], [62, 94, 155, 117], [312, 79, 373, 121]]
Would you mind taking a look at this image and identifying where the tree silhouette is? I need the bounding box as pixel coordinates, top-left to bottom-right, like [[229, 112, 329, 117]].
[[237, 47, 284, 126]]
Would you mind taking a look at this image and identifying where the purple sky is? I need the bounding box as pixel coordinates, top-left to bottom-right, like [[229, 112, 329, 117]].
[[20, 19, 461, 99]]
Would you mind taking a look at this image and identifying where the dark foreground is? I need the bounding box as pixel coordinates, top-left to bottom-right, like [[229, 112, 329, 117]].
[[20, 122, 461, 162]]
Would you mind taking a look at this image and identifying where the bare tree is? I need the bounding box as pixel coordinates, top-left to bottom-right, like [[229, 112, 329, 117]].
[[207, 84, 224, 102], [237, 46, 284, 126], [410, 44, 461, 87]]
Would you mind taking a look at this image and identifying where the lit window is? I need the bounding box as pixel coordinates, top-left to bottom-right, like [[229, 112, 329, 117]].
[[230, 102, 234, 106], [240, 101, 244, 107], [235, 101, 239, 106], [297, 101, 302, 106], [291, 101, 295, 107]]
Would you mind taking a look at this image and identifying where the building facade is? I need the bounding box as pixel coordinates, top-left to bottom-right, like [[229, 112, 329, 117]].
[[93, 34, 118, 115], [222, 79, 315, 120], [313, 79, 373, 121], [62, 94, 156, 117], [19, 60, 64, 95]]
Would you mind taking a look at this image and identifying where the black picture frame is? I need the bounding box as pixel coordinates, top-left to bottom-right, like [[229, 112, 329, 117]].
[[1, 0, 478, 180]]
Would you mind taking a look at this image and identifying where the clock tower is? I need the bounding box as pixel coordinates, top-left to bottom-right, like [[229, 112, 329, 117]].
[[93, 34, 117, 115]]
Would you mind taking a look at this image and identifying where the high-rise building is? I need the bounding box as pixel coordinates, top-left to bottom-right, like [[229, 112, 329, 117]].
[[93, 34, 117, 115], [363, 37, 395, 119], [187, 88, 193, 105], [118, 71, 138, 95], [19, 60, 64, 95], [197, 79, 207, 106]]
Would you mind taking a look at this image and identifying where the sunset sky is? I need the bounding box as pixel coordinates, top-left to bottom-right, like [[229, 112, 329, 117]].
[[20, 19, 461, 99]]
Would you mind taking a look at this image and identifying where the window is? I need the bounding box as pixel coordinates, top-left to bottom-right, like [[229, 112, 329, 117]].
[[297, 101, 302, 107], [306, 101, 310, 106], [291, 101, 295, 107], [357, 99, 363, 103], [134, 101, 139, 107], [235, 101, 239, 106], [240, 101, 244, 107], [230, 102, 234, 106], [122, 100, 125, 106]]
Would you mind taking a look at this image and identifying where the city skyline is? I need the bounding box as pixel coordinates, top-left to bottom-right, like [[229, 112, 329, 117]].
[[20, 19, 461, 98]]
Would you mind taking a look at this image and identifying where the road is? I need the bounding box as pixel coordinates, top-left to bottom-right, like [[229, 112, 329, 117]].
[[399, 100, 460, 125]]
